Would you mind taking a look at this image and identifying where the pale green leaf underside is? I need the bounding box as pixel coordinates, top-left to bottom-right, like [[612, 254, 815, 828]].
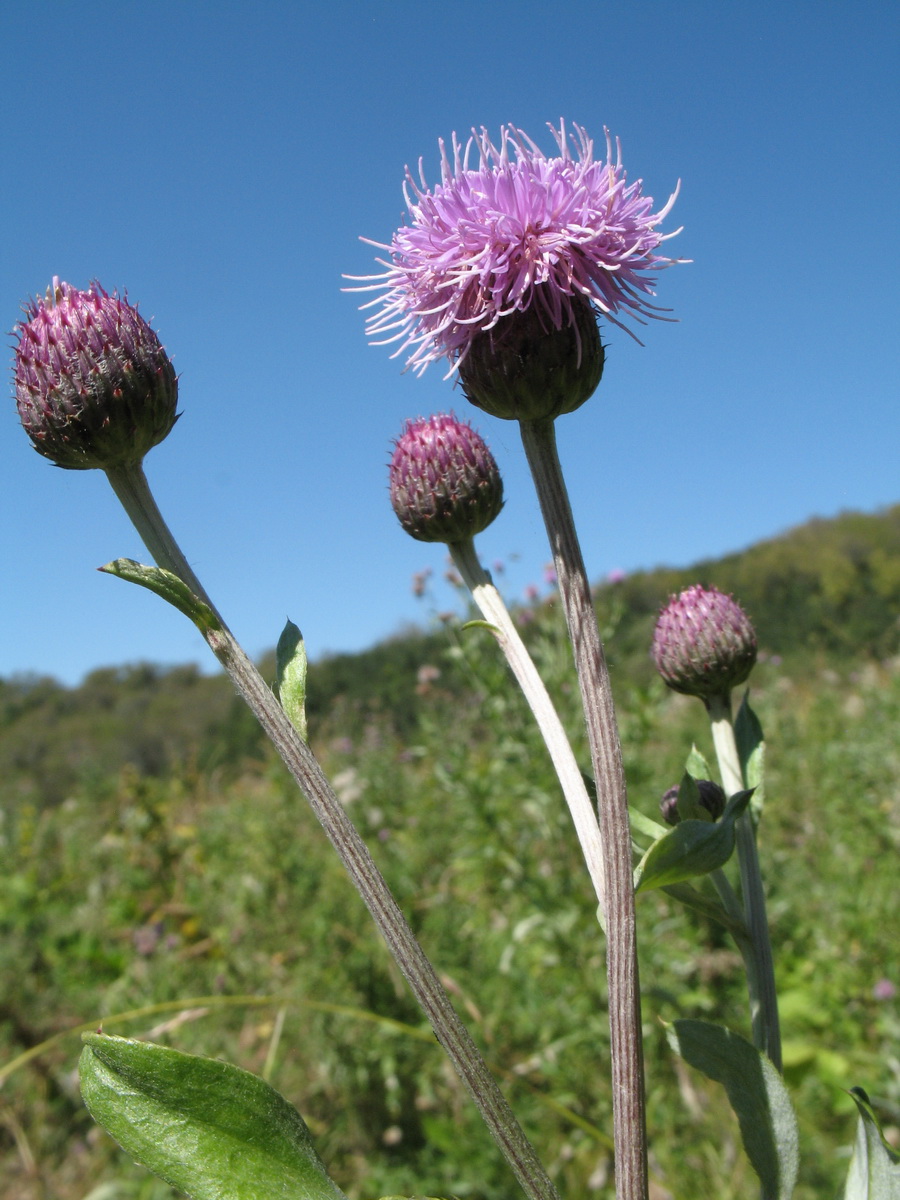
[[843, 1087, 900, 1199], [667, 1019, 798, 1200]]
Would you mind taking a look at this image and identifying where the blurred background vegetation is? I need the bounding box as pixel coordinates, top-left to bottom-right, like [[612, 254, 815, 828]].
[[2, 505, 899, 1200]]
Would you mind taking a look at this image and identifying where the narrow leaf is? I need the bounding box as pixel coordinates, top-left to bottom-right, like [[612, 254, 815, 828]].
[[675, 771, 713, 823], [628, 805, 669, 842], [686, 744, 713, 781], [667, 1020, 798, 1199], [634, 789, 754, 892], [275, 619, 308, 741], [843, 1086, 900, 1199], [80, 1033, 347, 1200], [735, 692, 765, 816], [100, 559, 221, 633]]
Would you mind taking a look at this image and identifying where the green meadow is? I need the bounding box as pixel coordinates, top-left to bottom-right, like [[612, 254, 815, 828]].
[[2, 506, 899, 1200]]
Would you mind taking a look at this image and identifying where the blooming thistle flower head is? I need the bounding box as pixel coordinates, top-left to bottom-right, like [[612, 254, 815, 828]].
[[652, 585, 758, 701], [350, 121, 682, 392], [13, 279, 178, 470], [389, 413, 503, 544]]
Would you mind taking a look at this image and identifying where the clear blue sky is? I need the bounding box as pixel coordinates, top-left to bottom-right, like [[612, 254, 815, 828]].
[[3, 1, 899, 686]]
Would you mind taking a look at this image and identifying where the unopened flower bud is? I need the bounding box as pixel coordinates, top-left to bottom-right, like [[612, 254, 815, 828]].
[[389, 413, 503, 543], [459, 294, 604, 422], [660, 779, 727, 825], [660, 785, 681, 826], [652, 585, 757, 700], [13, 279, 178, 470]]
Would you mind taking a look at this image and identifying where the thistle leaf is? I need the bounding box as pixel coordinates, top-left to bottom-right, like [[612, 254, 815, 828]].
[[843, 1086, 900, 1199], [666, 1019, 798, 1200], [275, 619, 308, 741], [100, 559, 220, 633], [80, 1034, 347, 1200]]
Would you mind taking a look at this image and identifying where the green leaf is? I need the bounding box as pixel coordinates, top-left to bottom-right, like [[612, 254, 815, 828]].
[[628, 805, 669, 843], [667, 1020, 798, 1200], [275, 620, 308, 741], [685, 744, 713, 781], [660, 882, 749, 942], [634, 788, 754, 892], [80, 1033, 347, 1200], [100, 559, 221, 634], [735, 693, 765, 817], [674, 771, 714, 823], [843, 1086, 900, 1199]]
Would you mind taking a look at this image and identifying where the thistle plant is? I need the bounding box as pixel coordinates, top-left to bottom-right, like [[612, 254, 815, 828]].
[[9, 120, 898, 1200], [356, 121, 685, 1200]]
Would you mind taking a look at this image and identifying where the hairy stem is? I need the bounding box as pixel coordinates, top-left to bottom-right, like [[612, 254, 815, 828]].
[[707, 693, 782, 1071], [450, 537, 606, 918], [103, 460, 561, 1200], [519, 418, 647, 1200]]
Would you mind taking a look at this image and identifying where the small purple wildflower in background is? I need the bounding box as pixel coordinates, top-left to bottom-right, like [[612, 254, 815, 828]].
[[608, 567, 627, 584], [543, 564, 558, 587], [351, 121, 682, 376], [873, 978, 897, 1001]]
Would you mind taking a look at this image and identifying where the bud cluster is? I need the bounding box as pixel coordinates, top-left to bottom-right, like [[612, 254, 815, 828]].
[[389, 413, 503, 544], [13, 279, 178, 471], [652, 585, 757, 701]]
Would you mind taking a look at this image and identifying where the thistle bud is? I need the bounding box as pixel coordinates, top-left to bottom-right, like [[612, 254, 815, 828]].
[[660, 779, 727, 826], [652, 585, 757, 701], [459, 294, 604, 422], [13, 279, 178, 470], [389, 413, 503, 544]]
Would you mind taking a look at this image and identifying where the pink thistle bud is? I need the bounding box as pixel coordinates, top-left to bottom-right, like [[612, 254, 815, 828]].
[[13, 279, 178, 470], [389, 413, 503, 544], [652, 585, 757, 700]]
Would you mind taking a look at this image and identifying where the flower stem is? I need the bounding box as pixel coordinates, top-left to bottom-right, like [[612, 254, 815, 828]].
[[707, 693, 782, 1071], [103, 461, 561, 1200], [519, 418, 647, 1200], [449, 538, 607, 918]]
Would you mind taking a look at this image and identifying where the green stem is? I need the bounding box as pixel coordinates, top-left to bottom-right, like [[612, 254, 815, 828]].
[[103, 461, 561, 1200], [707, 693, 782, 1071], [450, 538, 607, 919], [519, 418, 647, 1200]]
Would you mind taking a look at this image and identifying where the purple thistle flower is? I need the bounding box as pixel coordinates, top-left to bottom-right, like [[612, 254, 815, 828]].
[[350, 121, 682, 377], [13, 278, 178, 470], [652, 585, 758, 701], [389, 412, 503, 544]]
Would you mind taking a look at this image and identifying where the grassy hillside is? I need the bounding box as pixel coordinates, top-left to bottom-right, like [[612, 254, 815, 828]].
[[2, 505, 899, 1199]]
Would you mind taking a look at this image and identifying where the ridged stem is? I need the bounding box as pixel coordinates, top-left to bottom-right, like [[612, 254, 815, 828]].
[[103, 460, 561, 1200], [449, 537, 607, 918], [519, 418, 647, 1200]]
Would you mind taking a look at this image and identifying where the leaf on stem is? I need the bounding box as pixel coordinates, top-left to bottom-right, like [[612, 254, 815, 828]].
[[100, 559, 221, 633], [735, 692, 766, 817], [79, 1033, 348, 1200], [275, 619, 308, 741], [666, 1019, 798, 1200], [685, 744, 713, 781], [843, 1086, 900, 1199], [634, 787, 754, 892]]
